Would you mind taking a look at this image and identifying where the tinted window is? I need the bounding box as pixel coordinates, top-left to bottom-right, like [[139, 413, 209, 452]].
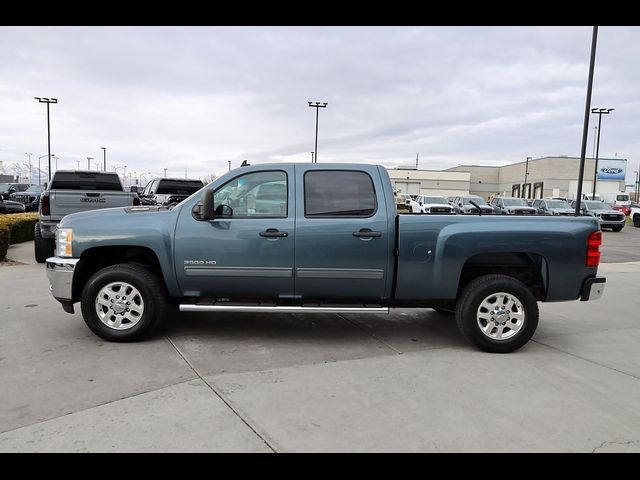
[[213, 170, 287, 218], [305, 170, 376, 217], [502, 198, 528, 206], [423, 196, 447, 204], [617, 194, 629, 201], [50, 172, 123, 191], [463, 196, 488, 205], [156, 179, 204, 195]]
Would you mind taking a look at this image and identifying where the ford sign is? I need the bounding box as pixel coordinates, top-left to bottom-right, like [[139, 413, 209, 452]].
[[600, 167, 623, 175]]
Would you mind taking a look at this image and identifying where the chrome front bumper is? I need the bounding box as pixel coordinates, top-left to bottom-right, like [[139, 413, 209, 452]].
[[46, 257, 79, 308]]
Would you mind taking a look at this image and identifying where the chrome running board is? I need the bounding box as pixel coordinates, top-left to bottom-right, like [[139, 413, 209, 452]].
[[179, 305, 389, 314]]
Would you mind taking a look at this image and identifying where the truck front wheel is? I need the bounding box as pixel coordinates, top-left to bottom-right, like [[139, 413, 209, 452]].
[[80, 263, 167, 342], [456, 274, 539, 353], [633, 215, 640, 228]]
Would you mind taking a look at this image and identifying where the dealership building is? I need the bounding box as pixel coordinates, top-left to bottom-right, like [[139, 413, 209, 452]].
[[388, 156, 629, 200]]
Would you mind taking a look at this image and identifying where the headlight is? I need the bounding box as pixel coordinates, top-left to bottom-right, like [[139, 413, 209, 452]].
[[56, 228, 73, 257]]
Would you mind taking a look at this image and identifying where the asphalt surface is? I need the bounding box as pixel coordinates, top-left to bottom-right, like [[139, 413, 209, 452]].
[[1, 227, 639, 452]]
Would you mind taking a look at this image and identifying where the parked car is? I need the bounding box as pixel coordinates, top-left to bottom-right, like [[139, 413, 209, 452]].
[[611, 204, 631, 217], [395, 193, 413, 211], [531, 198, 574, 216], [630, 204, 640, 228], [9, 184, 44, 211], [0, 183, 32, 200], [0, 197, 26, 214], [570, 200, 625, 232], [413, 195, 455, 214], [490, 197, 538, 215], [452, 195, 494, 214], [139, 178, 205, 206], [35, 170, 140, 263], [45, 163, 606, 353]]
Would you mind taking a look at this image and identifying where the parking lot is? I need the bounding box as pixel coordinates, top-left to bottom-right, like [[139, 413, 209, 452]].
[[1, 226, 639, 452]]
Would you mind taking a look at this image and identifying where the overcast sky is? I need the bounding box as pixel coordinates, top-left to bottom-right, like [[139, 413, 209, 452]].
[[1, 26, 638, 185]]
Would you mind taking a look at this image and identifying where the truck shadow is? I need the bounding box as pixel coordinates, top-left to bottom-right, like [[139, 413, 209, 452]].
[[162, 309, 467, 356]]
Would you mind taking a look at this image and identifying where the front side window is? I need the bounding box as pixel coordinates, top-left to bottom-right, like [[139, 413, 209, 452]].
[[304, 170, 376, 217], [213, 171, 287, 218]]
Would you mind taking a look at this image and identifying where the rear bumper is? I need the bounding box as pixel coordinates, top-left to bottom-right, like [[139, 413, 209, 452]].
[[580, 277, 606, 301], [39, 219, 60, 239], [46, 257, 79, 313]]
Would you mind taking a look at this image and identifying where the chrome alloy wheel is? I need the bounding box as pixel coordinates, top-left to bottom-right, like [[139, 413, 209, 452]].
[[476, 291, 525, 341], [94, 281, 145, 330]]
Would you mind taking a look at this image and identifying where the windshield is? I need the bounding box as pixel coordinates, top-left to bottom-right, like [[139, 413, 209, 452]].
[[546, 200, 569, 208], [463, 196, 487, 205], [0, 184, 10, 191], [423, 197, 448, 204], [502, 198, 528, 206], [585, 201, 612, 210], [24, 185, 43, 193], [617, 194, 629, 201]]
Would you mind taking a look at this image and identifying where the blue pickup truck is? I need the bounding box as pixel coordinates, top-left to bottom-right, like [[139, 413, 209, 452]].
[[45, 163, 606, 353]]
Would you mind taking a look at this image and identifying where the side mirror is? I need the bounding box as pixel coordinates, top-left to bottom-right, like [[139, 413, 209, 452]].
[[458, 203, 463, 207], [202, 188, 215, 221]]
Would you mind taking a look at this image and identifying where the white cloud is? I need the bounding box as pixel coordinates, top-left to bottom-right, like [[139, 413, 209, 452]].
[[0, 26, 638, 184]]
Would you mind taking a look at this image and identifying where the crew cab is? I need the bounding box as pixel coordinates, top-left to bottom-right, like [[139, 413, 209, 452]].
[[35, 170, 139, 262], [45, 164, 606, 353]]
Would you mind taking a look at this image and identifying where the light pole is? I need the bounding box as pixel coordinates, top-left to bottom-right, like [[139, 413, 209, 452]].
[[87, 156, 93, 170], [25, 153, 33, 183], [37, 154, 49, 185], [76, 159, 81, 170], [228, 161, 231, 171], [51, 154, 59, 172], [100, 147, 106, 171], [523, 156, 532, 198], [591, 107, 614, 198], [635, 169, 639, 203], [163, 168, 167, 178], [310, 151, 314, 163], [308, 101, 327, 163], [95, 162, 101, 171], [34, 97, 58, 181]]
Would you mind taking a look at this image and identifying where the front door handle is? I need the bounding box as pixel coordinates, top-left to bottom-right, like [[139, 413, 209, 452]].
[[259, 228, 288, 238], [352, 228, 382, 238]]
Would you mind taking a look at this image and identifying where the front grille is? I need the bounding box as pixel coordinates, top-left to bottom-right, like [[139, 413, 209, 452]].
[[514, 210, 535, 215], [601, 214, 623, 221], [11, 195, 31, 204], [430, 207, 451, 213]]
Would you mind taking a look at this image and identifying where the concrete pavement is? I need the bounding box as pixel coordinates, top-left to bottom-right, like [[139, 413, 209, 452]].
[[1, 235, 639, 452]]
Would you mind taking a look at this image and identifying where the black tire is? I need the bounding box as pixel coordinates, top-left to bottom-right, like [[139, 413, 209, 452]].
[[611, 226, 623, 232], [455, 274, 539, 353], [633, 215, 640, 228], [34, 222, 55, 263], [80, 263, 167, 342]]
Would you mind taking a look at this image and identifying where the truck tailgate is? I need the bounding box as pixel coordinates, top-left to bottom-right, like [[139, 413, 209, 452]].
[[49, 190, 134, 219]]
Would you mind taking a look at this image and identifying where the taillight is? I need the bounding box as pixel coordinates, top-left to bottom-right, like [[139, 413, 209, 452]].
[[586, 230, 602, 267], [40, 193, 50, 216]]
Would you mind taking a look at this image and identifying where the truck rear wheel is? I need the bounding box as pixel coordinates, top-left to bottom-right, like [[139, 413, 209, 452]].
[[80, 263, 167, 342], [456, 274, 539, 353], [634, 215, 640, 228], [34, 222, 55, 263]]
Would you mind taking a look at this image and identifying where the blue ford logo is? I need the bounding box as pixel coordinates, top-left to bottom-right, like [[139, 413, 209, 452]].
[[600, 167, 623, 174]]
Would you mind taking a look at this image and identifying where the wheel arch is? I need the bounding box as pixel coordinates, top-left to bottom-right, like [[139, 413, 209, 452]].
[[72, 246, 167, 303], [457, 252, 548, 301]]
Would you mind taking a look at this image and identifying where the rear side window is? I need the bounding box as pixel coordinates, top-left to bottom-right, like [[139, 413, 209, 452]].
[[50, 172, 123, 191], [156, 180, 204, 195], [304, 170, 376, 217]]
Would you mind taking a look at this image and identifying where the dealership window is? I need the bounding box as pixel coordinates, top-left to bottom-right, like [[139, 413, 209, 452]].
[[213, 171, 287, 218], [304, 170, 376, 217]]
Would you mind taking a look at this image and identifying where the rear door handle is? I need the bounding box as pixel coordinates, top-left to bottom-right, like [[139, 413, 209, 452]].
[[259, 228, 288, 238], [353, 228, 382, 238]]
